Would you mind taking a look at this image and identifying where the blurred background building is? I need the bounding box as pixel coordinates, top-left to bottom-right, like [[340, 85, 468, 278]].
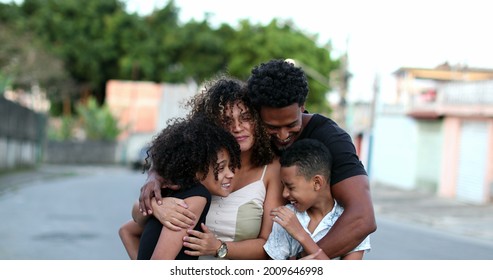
[[348, 63, 493, 204]]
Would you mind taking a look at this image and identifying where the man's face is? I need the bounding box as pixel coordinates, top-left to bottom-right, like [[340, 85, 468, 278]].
[[259, 103, 304, 151]]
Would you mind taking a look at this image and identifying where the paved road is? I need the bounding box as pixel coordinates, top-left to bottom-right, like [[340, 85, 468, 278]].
[[0, 165, 144, 259], [1, 165, 492, 260]]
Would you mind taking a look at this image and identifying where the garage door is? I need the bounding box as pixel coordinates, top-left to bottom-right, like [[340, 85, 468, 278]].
[[456, 120, 488, 203]]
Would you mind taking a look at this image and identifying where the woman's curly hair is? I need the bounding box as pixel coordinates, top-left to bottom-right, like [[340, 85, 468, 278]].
[[247, 59, 309, 109], [185, 74, 275, 167], [148, 116, 241, 191]]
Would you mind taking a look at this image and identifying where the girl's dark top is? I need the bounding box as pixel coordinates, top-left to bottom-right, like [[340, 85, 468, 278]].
[[137, 183, 212, 260], [298, 114, 368, 186]]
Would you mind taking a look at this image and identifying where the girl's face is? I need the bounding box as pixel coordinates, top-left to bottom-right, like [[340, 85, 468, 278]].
[[199, 149, 235, 197], [223, 101, 255, 152]]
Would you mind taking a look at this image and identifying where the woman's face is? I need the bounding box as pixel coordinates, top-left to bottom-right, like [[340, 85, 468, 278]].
[[223, 101, 255, 152], [199, 149, 235, 197]]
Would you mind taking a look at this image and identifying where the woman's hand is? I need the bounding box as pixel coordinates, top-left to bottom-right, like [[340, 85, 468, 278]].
[[182, 223, 222, 256], [152, 197, 197, 231]]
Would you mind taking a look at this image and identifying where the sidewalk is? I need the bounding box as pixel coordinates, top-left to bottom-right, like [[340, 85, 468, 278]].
[[1, 165, 493, 245], [372, 183, 493, 245]]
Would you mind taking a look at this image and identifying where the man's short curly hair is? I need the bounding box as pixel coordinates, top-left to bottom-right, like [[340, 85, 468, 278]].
[[185, 74, 275, 167], [148, 116, 241, 191], [247, 59, 309, 109], [280, 139, 332, 182]]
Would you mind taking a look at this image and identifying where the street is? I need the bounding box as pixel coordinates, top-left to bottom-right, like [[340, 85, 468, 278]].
[[0, 165, 492, 260], [0, 166, 143, 259]]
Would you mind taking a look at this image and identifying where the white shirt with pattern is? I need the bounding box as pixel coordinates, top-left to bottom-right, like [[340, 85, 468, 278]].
[[263, 201, 371, 260]]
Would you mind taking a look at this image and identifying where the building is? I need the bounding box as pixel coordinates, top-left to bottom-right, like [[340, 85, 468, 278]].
[[106, 80, 198, 165], [369, 63, 493, 204]]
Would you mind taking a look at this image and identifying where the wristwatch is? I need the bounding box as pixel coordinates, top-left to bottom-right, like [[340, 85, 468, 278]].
[[215, 240, 228, 259]]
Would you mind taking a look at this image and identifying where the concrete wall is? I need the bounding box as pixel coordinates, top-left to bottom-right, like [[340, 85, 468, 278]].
[[0, 97, 46, 170], [44, 140, 116, 165], [370, 113, 418, 190]]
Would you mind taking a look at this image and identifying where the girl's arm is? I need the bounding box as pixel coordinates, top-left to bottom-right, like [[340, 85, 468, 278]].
[[119, 220, 143, 260], [150, 196, 207, 259]]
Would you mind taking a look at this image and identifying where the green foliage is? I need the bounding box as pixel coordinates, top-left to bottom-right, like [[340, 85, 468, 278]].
[[47, 115, 76, 141], [1, 0, 340, 114], [47, 96, 121, 141], [75, 97, 121, 141]]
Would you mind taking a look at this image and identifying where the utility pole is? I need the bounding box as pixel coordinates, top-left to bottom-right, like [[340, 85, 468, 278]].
[[329, 37, 351, 130]]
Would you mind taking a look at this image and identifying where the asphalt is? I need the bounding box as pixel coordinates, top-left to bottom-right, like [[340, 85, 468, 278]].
[[1, 164, 493, 245]]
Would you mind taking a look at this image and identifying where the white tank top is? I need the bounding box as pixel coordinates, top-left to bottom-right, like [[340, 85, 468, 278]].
[[200, 165, 268, 260]]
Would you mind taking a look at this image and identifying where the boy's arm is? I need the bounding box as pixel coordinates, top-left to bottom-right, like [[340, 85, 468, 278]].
[[118, 220, 143, 260], [341, 250, 364, 260]]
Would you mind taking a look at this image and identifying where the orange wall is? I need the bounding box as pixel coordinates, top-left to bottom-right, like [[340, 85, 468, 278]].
[[438, 117, 460, 198], [106, 80, 162, 140]]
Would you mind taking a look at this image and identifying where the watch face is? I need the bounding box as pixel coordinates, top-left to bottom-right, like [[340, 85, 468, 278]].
[[218, 244, 227, 258]]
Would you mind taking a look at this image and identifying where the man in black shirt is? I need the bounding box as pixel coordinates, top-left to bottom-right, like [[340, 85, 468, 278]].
[[246, 58, 377, 259]]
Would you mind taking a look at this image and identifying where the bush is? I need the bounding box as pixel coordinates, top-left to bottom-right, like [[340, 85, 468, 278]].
[[75, 97, 120, 141], [47, 96, 121, 141]]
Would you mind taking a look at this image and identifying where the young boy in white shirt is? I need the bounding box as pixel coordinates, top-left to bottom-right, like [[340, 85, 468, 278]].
[[263, 139, 371, 260]]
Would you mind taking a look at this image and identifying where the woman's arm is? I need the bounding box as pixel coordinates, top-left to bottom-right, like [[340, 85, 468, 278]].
[[150, 196, 207, 259], [226, 160, 285, 259], [183, 161, 285, 259]]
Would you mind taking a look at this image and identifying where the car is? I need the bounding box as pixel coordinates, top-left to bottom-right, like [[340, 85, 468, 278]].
[[131, 146, 150, 171]]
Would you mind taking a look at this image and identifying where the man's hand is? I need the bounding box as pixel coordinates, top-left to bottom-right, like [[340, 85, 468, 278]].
[[152, 198, 196, 231]]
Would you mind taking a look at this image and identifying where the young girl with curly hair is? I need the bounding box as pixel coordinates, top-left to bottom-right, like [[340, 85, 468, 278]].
[[119, 116, 241, 260]]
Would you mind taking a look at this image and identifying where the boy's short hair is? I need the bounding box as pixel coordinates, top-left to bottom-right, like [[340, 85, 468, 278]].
[[279, 139, 332, 181], [247, 59, 309, 109]]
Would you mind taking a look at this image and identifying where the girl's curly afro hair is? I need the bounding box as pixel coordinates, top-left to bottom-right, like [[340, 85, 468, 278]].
[[247, 59, 309, 109], [148, 116, 241, 191], [185, 74, 275, 167]]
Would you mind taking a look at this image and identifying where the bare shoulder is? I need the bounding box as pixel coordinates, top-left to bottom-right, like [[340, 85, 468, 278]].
[[265, 158, 281, 178]]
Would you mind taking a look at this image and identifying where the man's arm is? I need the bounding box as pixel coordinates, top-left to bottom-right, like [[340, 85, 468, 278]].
[[139, 167, 165, 216], [316, 175, 376, 259]]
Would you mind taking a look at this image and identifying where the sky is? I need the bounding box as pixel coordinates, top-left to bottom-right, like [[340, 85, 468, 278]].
[[125, 0, 493, 102]]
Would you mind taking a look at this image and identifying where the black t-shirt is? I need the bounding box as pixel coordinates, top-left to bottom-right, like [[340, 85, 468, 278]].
[[137, 183, 212, 260], [298, 114, 367, 186]]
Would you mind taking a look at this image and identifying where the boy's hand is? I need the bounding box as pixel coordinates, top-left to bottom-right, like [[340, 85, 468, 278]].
[[271, 206, 305, 240]]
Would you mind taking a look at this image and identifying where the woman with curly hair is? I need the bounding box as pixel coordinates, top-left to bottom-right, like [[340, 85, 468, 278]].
[[119, 116, 241, 260], [136, 75, 284, 260]]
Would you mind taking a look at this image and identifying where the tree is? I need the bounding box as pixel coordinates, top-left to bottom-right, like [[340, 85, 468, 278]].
[[1, 0, 340, 115], [225, 19, 339, 113], [0, 23, 73, 111]]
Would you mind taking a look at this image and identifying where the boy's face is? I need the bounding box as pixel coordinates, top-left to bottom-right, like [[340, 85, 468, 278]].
[[259, 103, 304, 151], [199, 149, 234, 197], [280, 165, 317, 212]]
